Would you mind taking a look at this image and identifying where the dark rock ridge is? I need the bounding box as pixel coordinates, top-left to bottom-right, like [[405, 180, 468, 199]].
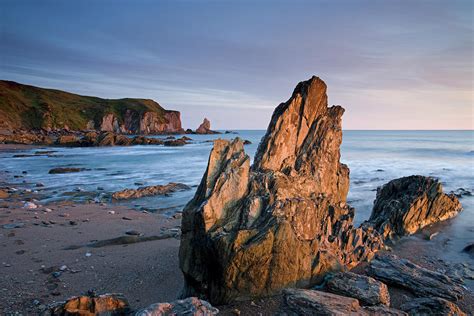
[[179, 76, 384, 304], [366, 175, 462, 241], [367, 253, 464, 301], [0, 80, 184, 134], [400, 297, 467, 316]]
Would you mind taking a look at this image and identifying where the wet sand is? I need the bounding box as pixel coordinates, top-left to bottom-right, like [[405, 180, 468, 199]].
[[0, 201, 183, 314]]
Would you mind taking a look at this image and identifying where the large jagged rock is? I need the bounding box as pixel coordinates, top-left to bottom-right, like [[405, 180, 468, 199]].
[[400, 297, 466, 316], [366, 175, 462, 240], [325, 272, 390, 306], [195, 118, 219, 134], [367, 253, 464, 301], [179, 76, 384, 304], [136, 297, 219, 316]]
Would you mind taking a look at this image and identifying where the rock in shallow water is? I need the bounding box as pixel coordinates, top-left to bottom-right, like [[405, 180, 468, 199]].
[[367, 253, 464, 302], [366, 175, 462, 241], [325, 271, 390, 306], [112, 183, 190, 200], [136, 297, 219, 316]]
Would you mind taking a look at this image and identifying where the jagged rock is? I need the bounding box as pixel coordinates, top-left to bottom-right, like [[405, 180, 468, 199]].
[[462, 243, 474, 256], [112, 183, 190, 200], [325, 271, 390, 306], [44, 293, 130, 315], [364, 306, 407, 316], [196, 118, 219, 134], [136, 297, 219, 316], [366, 175, 462, 240], [56, 135, 80, 146], [49, 167, 85, 174], [164, 136, 190, 146], [367, 253, 464, 301], [400, 297, 466, 316], [179, 76, 384, 304]]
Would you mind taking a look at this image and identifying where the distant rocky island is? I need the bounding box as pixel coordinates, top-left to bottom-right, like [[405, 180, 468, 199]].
[[0, 80, 220, 145]]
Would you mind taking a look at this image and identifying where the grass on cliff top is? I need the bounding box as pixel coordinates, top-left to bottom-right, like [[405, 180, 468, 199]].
[[0, 80, 170, 130]]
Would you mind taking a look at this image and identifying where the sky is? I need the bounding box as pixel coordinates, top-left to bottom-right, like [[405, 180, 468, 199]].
[[1, 0, 473, 130]]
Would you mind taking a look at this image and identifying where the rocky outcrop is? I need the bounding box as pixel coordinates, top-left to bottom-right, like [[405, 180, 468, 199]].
[[400, 297, 466, 316], [112, 183, 190, 200], [366, 175, 462, 240], [325, 272, 390, 306], [367, 253, 464, 301], [49, 167, 86, 174], [179, 76, 384, 304], [278, 289, 405, 316], [136, 297, 219, 316], [44, 293, 130, 315], [195, 118, 219, 134]]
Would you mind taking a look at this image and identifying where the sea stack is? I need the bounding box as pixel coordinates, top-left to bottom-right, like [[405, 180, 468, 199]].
[[178, 76, 384, 304], [195, 118, 219, 134]]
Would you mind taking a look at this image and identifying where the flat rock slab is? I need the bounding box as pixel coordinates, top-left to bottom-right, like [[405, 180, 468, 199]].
[[326, 271, 390, 306], [278, 289, 404, 316], [400, 297, 467, 316], [136, 297, 219, 316], [367, 253, 464, 301]]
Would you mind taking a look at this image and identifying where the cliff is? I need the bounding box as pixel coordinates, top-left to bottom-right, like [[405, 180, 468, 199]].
[[0, 80, 184, 134]]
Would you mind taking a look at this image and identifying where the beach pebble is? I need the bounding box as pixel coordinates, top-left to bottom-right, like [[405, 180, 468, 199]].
[[59, 265, 68, 271], [108, 210, 115, 215], [44, 208, 53, 213], [36, 183, 45, 187], [122, 216, 132, 221], [23, 202, 38, 209], [125, 230, 142, 236], [85, 252, 92, 257], [3, 223, 25, 229]]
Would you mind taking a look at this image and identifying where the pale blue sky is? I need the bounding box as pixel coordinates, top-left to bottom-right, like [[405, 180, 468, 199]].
[[1, 0, 472, 129]]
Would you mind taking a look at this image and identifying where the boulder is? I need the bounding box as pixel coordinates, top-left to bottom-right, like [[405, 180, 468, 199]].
[[400, 297, 466, 316], [179, 76, 384, 304], [367, 253, 464, 301], [55, 135, 80, 146], [44, 293, 130, 315], [325, 272, 390, 306], [112, 183, 191, 200], [462, 243, 474, 256], [136, 297, 219, 316], [163, 137, 189, 146], [366, 175, 462, 240]]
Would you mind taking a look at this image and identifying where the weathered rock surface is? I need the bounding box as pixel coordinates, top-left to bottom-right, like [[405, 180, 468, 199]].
[[195, 118, 219, 134], [367, 253, 464, 301], [179, 76, 384, 304], [44, 293, 130, 315], [136, 297, 219, 316], [278, 289, 405, 316], [112, 183, 191, 200], [325, 272, 390, 306], [400, 297, 466, 316], [366, 175, 462, 240]]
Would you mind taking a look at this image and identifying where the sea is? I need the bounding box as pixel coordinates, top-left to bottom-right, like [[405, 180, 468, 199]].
[[1, 130, 473, 270]]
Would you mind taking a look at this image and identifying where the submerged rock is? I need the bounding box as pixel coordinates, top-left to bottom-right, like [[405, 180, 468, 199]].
[[49, 167, 85, 174], [366, 175, 462, 240], [112, 183, 190, 200], [44, 293, 130, 315], [367, 253, 464, 301], [325, 272, 390, 306], [400, 297, 466, 316], [179, 76, 384, 304], [136, 297, 219, 316]]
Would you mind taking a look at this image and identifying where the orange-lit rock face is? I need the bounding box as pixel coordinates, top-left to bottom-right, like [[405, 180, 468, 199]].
[[47, 293, 130, 315], [179, 76, 384, 304]]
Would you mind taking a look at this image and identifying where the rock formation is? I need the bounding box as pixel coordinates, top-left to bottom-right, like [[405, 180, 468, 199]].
[[179, 76, 384, 304], [366, 175, 463, 240], [400, 297, 467, 316], [195, 118, 219, 134], [112, 183, 190, 200], [45, 293, 130, 315]]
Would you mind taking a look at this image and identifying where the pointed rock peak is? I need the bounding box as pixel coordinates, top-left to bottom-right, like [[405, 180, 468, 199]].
[[253, 76, 337, 173], [196, 118, 213, 134]]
